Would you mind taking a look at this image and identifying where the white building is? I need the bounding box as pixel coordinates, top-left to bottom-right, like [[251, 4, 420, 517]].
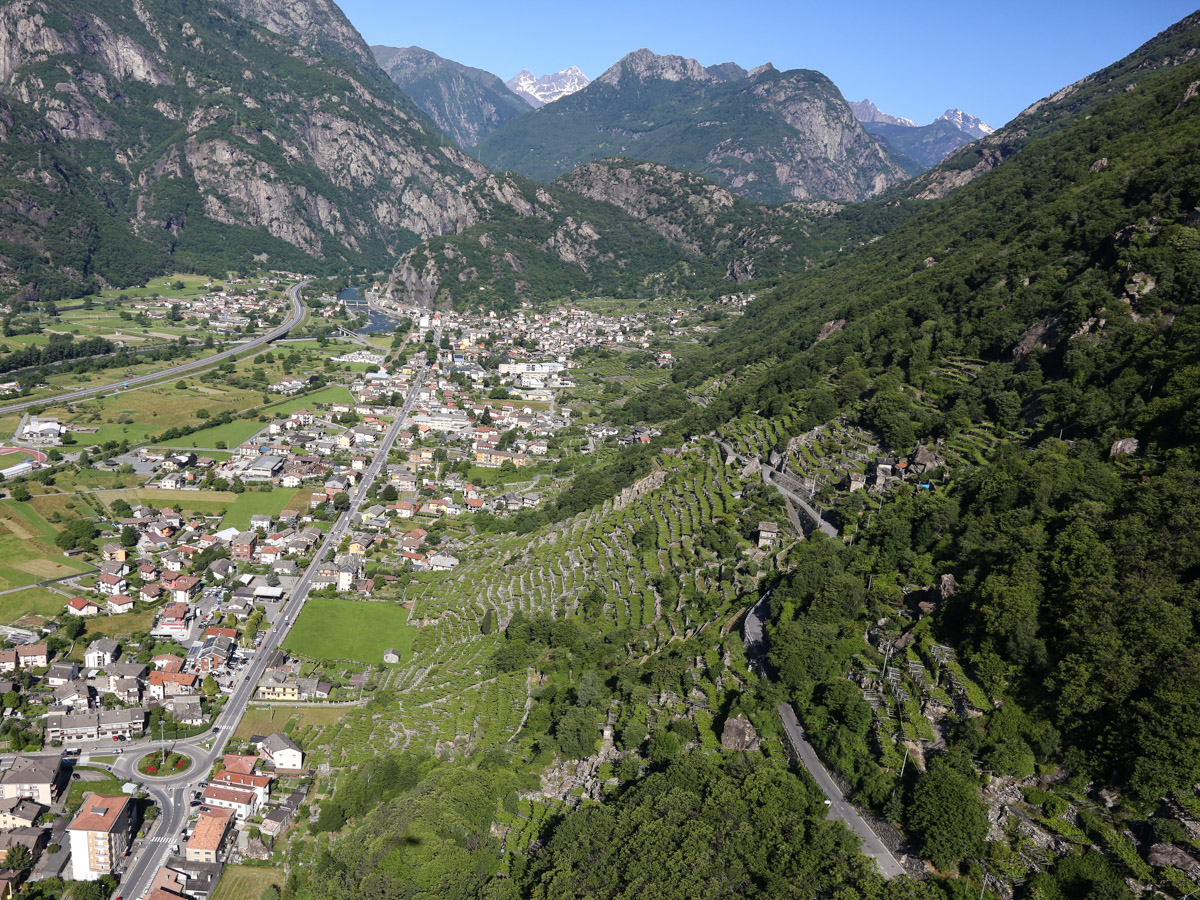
[[68, 793, 132, 881]]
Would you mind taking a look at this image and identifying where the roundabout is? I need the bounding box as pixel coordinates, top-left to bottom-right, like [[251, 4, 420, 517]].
[[137, 750, 192, 778]]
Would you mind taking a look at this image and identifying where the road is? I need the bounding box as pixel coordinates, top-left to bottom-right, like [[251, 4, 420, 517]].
[[743, 595, 907, 879], [0, 279, 310, 416], [715, 438, 838, 539], [109, 350, 430, 900]]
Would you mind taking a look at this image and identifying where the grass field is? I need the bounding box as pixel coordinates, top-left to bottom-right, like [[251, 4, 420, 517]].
[[213, 866, 286, 900], [94, 488, 237, 517], [284, 597, 415, 665], [234, 704, 347, 740], [220, 489, 301, 529], [0, 586, 67, 624], [0, 500, 92, 592], [160, 385, 354, 450], [81, 606, 158, 639]]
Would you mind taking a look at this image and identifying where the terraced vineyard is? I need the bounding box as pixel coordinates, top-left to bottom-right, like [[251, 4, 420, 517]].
[[308, 438, 784, 767]]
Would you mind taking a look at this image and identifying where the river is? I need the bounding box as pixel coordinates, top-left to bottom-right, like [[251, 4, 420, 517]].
[[337, 286, 400, 335]]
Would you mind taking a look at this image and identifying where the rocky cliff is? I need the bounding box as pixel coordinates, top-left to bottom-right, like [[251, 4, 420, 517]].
[[476, 50, 907, 204], [372, 45, 530, 148], [0, 0, 484, 297]]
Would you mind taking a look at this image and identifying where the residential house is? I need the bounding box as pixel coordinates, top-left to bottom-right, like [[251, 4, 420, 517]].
[[171, 576, 202, 604], [0, 755, 63, 805], [156, 602, 191, 638], [106, 594, 135, 615], [45, 708, 146, 743], [101, 543, 126, 563], [0, 644, 48, 672], [0, 797, 43, 830], [231, 531, 258, 561], [45, 662, 79, 686], [185, 808, 234, 863], [211, 770, 271, 805], [199, 785, 256, 820], [140, 583, 164, 604], [259, 732, 304, 771], [68, 793, 132, 881], [85, 639, 120, 669], [66, 596, 102, 616], [148, 671, 198, 700]]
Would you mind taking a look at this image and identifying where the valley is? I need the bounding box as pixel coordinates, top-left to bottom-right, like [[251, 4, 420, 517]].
[[0, 3, 1196, 900]]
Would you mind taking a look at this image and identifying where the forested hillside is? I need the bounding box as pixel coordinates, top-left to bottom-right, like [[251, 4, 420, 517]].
[[287, 15, 1200, 900]]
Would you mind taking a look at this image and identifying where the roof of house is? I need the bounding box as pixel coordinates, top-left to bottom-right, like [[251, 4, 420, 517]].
[[1, 755, 60, 786], [261, 732, 301, 757], [187, 808, 234, 851], [88, 638, 120, 654], [222, 754, 258, 776], [68, 793, 130, 833]]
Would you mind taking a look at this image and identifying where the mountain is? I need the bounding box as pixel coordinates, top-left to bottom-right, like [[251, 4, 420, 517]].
[[382, 157, 914, 309], [216, 0, 378, 76], [681, 14, 1200, 808], [935, 107, 993, 138], [848, 98, 915, 127], [907, 11, 1200, 199], [372, 45, 530, 148], [505, 66, 590, 108], [850, 100, 990, 169], [0, 0, 485, 300], [477, 50, 908, 204], [863, 119, 982, 171]]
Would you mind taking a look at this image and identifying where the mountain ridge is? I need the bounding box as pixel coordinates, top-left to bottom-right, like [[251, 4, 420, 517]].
[[477, 50, 908, 204], [371, 44, 530, 148], [505, 65, 589, 108]]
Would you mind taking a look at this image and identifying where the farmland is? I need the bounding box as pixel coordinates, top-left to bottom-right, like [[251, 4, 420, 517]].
[[220, 488, 301, 529], [0, 499, 92, 593]]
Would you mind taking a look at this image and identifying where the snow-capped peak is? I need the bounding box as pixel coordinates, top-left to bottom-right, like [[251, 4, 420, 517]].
[[506, 66, 590, 108], [936, 108, 994, 139]]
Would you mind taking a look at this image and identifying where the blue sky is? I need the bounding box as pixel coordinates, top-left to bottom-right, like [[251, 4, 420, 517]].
[[338, 0, 1198, 128]]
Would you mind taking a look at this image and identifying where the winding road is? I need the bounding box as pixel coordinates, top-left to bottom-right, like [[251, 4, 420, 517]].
[[0, 279, 310, 416], [744, 594, 907, 879]]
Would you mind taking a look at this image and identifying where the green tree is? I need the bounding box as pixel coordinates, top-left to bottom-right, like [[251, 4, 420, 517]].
[[907, 757, 989, 870], [120, 525, 139, 547], [4, 842, 31, 870], [332, 492, 350, 512], [201, 675, 219, 698]]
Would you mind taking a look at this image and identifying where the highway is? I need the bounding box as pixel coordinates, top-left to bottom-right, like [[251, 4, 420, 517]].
[[0, 279, 310, 416]]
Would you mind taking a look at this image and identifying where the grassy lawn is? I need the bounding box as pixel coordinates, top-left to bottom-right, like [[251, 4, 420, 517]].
[[0, 586, 67, 624], [0, 500, 92, 593], [213, 865, 285, 900], [284, 596, 415, 665], [66, 770, 125, 812], [234, 705, 347, 740], [94, 488, 237, 517], [82, 606, 159, 638], [220, 489, 300, 529]]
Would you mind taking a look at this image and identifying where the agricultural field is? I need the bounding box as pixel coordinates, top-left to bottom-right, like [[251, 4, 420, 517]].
[[92, 488, 238, 518], [0, 586, 68, 625], [160, 384, 353, 450], [0, 499, 92, 592], [212, 866, 285, 900], [283, 597, 415, 665], [234, 705, 348, 741], [79, 605, 159, 640], [302, 438, 780, 767], [220, 488, 301, 529]]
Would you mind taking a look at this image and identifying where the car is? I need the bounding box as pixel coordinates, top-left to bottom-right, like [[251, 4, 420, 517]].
[[198, 780, 208, 787], [72, 773, 80, 780], [112, 735, 120, 741], [190, 800, 201, 807], [212, 726, 220, 733]]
